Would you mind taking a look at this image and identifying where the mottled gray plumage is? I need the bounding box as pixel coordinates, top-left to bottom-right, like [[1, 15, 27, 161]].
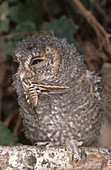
[[13, 34, 106, 146]]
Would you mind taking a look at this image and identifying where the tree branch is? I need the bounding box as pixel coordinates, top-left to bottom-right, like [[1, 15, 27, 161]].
[[72, 0, 111, 57], [0, 145, 111, 169]]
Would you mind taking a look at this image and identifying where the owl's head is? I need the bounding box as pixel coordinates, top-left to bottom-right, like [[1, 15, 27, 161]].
[[13, 34, 82, 106], [14, 34, 62, 81], [13, 33, 80, 83], [14, 44, 61, 82]]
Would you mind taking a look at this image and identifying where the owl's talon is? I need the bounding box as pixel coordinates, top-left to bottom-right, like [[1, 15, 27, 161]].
[[66, 139, 83, 161], [33, 141, 51, 149]]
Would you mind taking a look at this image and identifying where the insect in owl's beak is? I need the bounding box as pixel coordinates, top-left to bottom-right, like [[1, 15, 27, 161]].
[[19, 72, 70, 107], [32, 81, 70, 94]]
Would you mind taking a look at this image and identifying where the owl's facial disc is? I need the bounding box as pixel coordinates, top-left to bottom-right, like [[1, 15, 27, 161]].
[[29, 45, 60, 77], [19, 45, 70, 105]]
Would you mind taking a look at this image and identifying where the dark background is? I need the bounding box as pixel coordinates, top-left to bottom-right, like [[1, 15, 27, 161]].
[[0, 0, 111, 145]]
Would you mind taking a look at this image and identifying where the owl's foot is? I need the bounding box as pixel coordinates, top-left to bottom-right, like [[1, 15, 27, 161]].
[[66, 139, 85, 161], [33, 141, 49, 148], [33, 141, 54, 149]]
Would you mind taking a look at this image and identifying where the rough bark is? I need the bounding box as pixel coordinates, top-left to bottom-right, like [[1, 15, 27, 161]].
[[0, 145, 111, 169]]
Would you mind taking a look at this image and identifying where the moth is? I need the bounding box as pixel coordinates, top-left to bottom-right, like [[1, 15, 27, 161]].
[[21, 77, 70, 107], [21, 78, 38, 107]]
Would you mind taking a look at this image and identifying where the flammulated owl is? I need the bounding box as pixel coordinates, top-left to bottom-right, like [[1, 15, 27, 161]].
[[13, 34, 107, 147]]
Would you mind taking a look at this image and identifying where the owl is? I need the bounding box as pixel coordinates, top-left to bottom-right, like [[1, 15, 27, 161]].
[[13, 33, 107, 147]]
